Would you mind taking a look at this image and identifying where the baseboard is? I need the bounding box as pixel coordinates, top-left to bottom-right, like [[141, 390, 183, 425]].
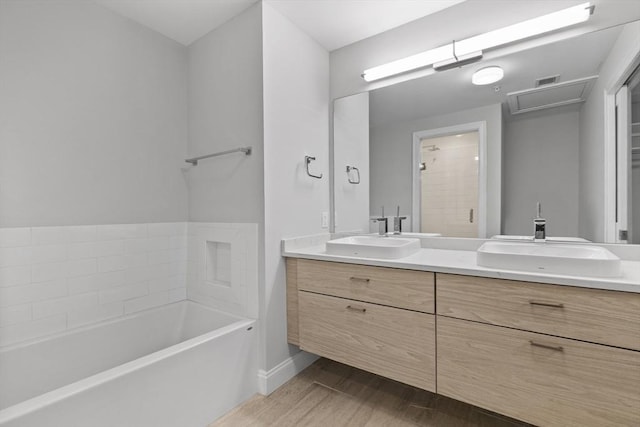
[[258, 351, 319, 395]]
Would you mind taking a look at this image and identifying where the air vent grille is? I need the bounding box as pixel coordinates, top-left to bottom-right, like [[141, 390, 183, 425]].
[[507, 76, 598, 115], [535, 75, 560, 87]]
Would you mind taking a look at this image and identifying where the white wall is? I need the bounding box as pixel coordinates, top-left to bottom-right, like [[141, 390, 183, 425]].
[[579, 20, 640, 241], [187, 3, 265, 224], [370, 103, 502, 237], [262, 2, 330, 372], [333, 93, 370, 233], [504, 109, 580, 237], [0, 1, 188, 227]]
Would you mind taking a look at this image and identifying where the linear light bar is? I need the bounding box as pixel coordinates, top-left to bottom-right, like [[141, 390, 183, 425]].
[[362, 2, 592, 82]]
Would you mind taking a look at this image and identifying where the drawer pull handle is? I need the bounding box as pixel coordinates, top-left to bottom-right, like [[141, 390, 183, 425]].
[[530, 341, 564, 352], [346, 305, 366, 313], [349, 276, 370, 283], [529, 301, 564, 309]]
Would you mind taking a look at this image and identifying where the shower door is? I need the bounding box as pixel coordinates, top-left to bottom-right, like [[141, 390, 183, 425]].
[[418, 132, 479, 237]]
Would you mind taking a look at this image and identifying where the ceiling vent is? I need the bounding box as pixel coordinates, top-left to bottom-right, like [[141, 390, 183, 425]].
[[535, 75, 560, 87], [507, 76, 598, 115]]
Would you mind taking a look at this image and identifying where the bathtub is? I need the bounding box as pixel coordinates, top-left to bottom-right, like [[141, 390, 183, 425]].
[[0, 301, 257, 427]]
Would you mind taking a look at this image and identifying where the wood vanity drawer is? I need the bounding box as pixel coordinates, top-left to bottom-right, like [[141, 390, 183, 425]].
[[297, 259, 434, 313], [298, 291, 436, 391], [437, 316, 640, 427], [436, 274, 640, 350]]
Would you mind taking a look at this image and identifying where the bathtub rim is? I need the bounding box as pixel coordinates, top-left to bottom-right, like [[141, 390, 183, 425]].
[[0, 301, 256, 424]]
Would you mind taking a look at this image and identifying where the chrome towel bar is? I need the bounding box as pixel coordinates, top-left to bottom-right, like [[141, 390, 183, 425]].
[[185, 146, 252, 166]]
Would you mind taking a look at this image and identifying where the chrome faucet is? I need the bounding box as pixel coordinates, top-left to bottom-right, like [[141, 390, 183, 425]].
[[534, 202, 546, 242], [393, 205, 406, 235], [373, 206, 388, 236]]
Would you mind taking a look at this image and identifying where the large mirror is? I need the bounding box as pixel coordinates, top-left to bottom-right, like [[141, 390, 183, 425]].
[[333, 20, 640, 244]]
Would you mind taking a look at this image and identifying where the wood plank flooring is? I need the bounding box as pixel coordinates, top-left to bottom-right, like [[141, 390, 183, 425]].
[[210, 358, 532, 427]]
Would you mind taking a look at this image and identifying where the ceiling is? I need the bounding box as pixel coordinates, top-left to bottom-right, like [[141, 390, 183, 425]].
[[95, 0, 465, 50]]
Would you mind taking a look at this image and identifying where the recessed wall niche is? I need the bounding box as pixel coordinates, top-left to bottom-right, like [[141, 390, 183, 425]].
[[206, 241, 232, 287]]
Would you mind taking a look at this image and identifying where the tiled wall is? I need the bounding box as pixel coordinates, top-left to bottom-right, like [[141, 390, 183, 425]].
[[0, 223, 188, 347], [186, 223, 259, 319]]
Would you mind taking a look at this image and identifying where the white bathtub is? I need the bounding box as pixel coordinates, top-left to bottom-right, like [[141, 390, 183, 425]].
[[0, 301, 257, 427]]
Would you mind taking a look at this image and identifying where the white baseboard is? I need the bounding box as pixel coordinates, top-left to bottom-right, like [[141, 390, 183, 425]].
[[257, 351, 319, 395]]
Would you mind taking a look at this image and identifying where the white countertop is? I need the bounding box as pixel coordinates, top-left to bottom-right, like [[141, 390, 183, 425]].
[[282, 237, 640, 294]]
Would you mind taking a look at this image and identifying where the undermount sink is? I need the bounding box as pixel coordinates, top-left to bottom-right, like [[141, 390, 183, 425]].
[[326, 235, 421, 259], [477, 241, 621, 277]]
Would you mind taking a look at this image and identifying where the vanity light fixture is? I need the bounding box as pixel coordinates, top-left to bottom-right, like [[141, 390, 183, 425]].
[[362, 2, 593, 82], [472, 66, 504, 85]]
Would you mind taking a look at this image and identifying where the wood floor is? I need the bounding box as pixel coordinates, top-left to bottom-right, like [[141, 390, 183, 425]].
[[210, 358, 532, 427]]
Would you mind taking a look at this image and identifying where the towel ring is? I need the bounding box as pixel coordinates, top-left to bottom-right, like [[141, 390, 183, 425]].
[[346, 165, 360, 184], [305, 156, 323, 179]]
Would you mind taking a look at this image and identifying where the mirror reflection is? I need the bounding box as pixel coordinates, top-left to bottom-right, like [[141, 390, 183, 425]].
[[333, 21, 640, 244]]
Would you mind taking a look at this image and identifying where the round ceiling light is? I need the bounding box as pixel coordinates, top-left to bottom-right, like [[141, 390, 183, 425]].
[[472, 66, 504, 85]]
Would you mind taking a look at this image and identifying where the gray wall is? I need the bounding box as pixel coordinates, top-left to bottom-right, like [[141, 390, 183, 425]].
[[370, 103, 502, 237], [262, 2, 330, 372], [0, 1, 189, 227], [503, 109, 580, 237], [187, 3, 264, 224]]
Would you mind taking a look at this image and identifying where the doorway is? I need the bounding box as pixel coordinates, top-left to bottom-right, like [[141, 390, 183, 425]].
[[412, 122, 487, 237]]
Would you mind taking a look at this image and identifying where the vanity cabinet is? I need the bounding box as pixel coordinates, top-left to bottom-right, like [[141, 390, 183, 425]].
[[285, 259, 640, 426], [436, 273, 640, 427], [287, 259, 436, 392]]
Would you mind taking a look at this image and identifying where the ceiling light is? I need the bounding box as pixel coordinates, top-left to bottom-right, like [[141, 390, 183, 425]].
[[362, 2, 592, 82], [472, 66, 504, 85]]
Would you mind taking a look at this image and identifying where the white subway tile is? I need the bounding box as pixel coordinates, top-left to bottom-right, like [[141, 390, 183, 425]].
[[0, 247, 32, 268], [168, 288, 186, 303], [31, 227, 67, 245], [0, 314, 66, 347], [0, 266, 31, 287], [124, 291, 168, 314], [32, 262, 67, 283], [67, 259, 97, 277], [124, 265, 153, 284], [67, 301, 124, 329], [168, 261, 188, 277], [93, 241, 124, 257], [65, 225, 97, 243], [31, 245, 67, 264], [0, 280, 67, 307], [147, 223, 181, 237], [169, 235, 188, 249], [97, 224, 147, 241], [99, 282, 148, 304], [146, 236, 170, 251], [148, 278, 170, 293], [148, 250, 170, 265], [67, 242, 96, 260], [168, 248, 187, 263], [125, 253, 148, 268], [124, 238, 148, 254], [67, 271, 125, 295], [0, 304, 32, 327], [98, 255, 127, 273], [0, 228, 31, 248], [168, 275, 187, 289], [32, 292, 98, 320]]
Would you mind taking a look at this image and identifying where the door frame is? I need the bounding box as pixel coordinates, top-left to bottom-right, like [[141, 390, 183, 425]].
[[412, 121, 487, 237]]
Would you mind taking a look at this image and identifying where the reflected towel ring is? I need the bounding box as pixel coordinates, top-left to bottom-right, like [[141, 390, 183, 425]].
[[305, 156, 323, 179], [346, 165, 360, 184]]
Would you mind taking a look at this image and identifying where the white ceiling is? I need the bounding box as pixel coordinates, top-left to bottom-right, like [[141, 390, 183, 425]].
[[95, 0, 465, 50]]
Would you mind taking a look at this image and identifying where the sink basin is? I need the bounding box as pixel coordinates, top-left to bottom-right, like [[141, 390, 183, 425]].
[[326, 235, 421, 259], [477, 241, 621, 277]]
